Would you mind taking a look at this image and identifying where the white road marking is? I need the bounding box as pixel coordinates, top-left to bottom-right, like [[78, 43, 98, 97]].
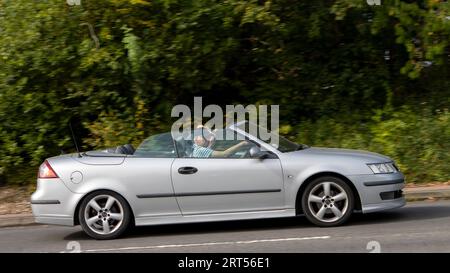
[[84, 235, 331, 252]]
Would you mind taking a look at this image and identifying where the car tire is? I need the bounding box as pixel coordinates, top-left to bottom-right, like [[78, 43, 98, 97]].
[[301, 176, 355, 227], [79, 190, 132, 240]]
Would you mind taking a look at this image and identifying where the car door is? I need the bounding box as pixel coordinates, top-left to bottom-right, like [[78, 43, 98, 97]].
[[122, 133, 181, 218], [171, 129, 285, 215]]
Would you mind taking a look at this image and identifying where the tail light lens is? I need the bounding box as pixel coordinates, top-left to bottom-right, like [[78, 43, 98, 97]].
[[38, 160, 59, 179]]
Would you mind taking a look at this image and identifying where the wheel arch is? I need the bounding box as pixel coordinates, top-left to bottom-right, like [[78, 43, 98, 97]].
[[73, 189, 135, 226], [295, 172, 362, 215]]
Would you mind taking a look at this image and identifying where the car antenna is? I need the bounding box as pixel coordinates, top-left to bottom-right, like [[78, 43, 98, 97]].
[[69, 120, 82, 158]]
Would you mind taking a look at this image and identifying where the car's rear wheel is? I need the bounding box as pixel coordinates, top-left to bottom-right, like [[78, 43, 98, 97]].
[[79, 190, 131, 240], [301, 176, 354, 227]]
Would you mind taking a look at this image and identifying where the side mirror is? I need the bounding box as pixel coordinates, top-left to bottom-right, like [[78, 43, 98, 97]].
[[249, 146, 272, 159]]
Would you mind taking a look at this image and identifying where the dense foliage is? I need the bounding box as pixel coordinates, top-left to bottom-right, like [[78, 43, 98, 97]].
[[0, 0, 449, 184]]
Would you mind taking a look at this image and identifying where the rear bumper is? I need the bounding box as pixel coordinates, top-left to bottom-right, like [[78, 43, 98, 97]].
[[34, 216, 74, 226], [31, 178, 83, 226], [347, 172, 406, 213]]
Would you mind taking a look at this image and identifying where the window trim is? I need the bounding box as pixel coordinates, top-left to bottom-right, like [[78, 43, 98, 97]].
[[173, 134, 279, 160]]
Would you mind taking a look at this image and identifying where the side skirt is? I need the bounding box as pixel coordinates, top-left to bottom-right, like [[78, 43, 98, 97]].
[[134, 209, 296, 227]]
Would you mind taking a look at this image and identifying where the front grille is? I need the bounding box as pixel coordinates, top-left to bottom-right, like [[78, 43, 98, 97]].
[[380, 190, 403, 200]]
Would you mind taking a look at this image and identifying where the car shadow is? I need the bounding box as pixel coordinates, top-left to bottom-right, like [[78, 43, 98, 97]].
[[64, 216, 310, 241], [64, 202, 450, 241]]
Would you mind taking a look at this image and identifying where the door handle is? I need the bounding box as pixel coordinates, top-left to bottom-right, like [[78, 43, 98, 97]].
[[178, 166, 198, 175]]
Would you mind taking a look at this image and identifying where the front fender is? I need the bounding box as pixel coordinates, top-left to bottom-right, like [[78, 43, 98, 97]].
[[287, 166, 356, 208]]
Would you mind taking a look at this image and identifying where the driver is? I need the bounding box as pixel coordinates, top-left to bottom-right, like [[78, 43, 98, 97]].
[[192, 126, 249, 158]]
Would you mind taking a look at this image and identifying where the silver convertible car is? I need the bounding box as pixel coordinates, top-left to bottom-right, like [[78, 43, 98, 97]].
[[32, 122, 405, 239]]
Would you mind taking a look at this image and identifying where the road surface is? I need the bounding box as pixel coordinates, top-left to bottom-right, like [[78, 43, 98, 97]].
[[1, 200, 450, 253]]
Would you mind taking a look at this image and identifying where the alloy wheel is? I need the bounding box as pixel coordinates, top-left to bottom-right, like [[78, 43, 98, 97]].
[[84, 194, 124, 235], [307, 181, 349, 223]]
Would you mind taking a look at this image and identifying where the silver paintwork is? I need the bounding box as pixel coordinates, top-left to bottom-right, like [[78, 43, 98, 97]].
[[31, 123, 405, 228]]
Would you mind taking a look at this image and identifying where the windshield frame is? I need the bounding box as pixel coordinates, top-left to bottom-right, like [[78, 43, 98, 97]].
[[232, 121, 305, 153]]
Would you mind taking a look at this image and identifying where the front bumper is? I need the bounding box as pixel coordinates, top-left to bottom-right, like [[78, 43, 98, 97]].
[[31, 178, 83, 226], [348, 172, 406, 214]]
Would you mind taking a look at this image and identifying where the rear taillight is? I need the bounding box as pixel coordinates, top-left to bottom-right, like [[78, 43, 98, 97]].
[[38, 160, 59, 179]]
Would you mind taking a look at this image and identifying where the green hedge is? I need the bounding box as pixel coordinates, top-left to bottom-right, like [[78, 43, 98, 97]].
[[295, 108, 450, 183], [1, 0, 449, 185]]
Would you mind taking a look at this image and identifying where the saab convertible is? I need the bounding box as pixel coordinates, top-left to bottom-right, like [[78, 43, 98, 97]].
[[32, 121, 405, 239]]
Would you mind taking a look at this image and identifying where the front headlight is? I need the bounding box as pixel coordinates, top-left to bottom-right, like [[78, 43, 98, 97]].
[[367, 162, 397, 174]]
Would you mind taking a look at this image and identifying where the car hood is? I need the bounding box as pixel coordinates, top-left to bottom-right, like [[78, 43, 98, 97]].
[[289, 147, 392, 163]]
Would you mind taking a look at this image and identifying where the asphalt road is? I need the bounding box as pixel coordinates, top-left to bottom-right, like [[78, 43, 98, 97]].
[[1, 200, 450, 253]]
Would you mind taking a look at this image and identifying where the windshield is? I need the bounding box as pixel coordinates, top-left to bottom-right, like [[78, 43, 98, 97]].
[[236, 122, 307, 153]]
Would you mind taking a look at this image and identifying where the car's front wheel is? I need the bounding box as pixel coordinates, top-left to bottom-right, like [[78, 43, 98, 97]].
[[301, 176, 354, 227], [79, 190, 132, 240]]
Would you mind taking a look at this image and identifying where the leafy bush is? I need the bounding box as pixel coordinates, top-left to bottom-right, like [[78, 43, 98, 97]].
[[295, 108, 450, 183], [0, 0, 448, 184]]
